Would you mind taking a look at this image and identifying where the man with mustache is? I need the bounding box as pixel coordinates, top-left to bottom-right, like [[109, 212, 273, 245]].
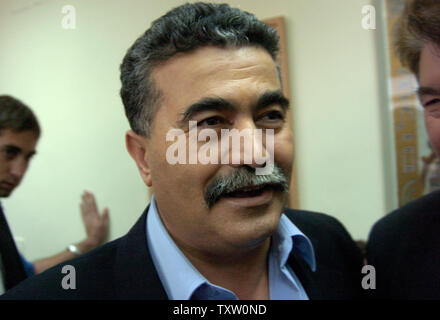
[[1, 2, 363, 300], [0, 95, 109, 294]]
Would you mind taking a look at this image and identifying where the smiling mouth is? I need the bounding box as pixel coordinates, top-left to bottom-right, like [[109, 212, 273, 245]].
[[223, 184, 276, 198]]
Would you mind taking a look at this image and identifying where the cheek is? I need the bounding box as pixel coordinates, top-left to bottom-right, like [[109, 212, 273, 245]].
[[426, 118, 440, 155], [273, 130, 294, 171], [151, 154, 218, 200], [148, 126, 221, 200], [0, 158, 6, 172]]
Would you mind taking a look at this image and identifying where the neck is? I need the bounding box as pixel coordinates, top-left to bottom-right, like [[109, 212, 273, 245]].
[[177, 238, 272, 300]]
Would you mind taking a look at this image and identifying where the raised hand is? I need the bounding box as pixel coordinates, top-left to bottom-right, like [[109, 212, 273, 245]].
[[80, 190, 110, 248]]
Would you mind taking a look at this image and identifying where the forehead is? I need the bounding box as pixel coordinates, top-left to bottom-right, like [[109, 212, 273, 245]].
[[0, 129, 38, 151], [419, 42, 440, 86], [151, 46, 280, 113]]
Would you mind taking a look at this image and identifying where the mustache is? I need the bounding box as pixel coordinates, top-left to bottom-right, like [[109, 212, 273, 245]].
[[204, 165, 289, 209]]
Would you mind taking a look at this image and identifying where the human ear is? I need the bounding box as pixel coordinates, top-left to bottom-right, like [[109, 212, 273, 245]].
[[125, 130, 152, 187]]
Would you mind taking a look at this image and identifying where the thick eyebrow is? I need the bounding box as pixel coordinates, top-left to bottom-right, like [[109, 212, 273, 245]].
[[417, 86, 440, 98], [179, 97, 235, 126], [1, 145, 21, 153], [178, 90, 290, 127], [254, 90, 290, 113], [1, 145, 36, 158]]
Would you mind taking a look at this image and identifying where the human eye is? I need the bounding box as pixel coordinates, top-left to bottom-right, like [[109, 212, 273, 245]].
[[197, 116, 228, 128], [425, 99, 440, 118], [263, 110, 285, 120], [256, 110, 286, 128], [1, 146, 19, 160], [425, 98, 440, 107]]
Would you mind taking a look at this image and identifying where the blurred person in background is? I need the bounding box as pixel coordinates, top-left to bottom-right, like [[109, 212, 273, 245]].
[[367, 0, 440, 299], [0, 95, 109, 294]]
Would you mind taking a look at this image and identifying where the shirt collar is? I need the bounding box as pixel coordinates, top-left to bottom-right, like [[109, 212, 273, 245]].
[[146, 195, 316, 300], [147, 196, 207, 300], [275, 214, 316, 272]]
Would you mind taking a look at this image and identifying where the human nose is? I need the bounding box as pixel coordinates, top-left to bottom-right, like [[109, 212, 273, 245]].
[[223, 119, 270, 169], [9, 157, 28, 180]]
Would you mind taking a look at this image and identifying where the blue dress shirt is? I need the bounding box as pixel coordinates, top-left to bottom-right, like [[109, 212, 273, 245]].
[[19, 254, 35, 277], [146, 195, 316, 300]]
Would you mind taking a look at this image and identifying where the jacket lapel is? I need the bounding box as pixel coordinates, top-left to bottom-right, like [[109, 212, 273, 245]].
[[289, 250, 350, 300], [114, 205, 168, 300], [111, 205, 348, 300], [287, 250, 323, 300]]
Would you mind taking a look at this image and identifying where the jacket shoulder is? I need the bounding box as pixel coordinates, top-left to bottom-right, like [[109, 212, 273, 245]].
[[284, 208, 357, 245], [369, 190, 440, 240], [365, 191, 440, 299]]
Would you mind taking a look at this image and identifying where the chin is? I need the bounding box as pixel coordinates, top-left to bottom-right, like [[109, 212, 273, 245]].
[[218, 203, 283, 249], [0, 190, 12, 198]]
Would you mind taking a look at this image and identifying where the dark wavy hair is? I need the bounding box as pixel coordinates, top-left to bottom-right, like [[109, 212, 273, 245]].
[[120, 2, 280, 136], [0, 95, 40, 137], [395, 0, 440, 76]]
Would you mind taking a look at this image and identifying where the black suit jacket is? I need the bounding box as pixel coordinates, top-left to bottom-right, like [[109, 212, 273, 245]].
[[1, 206, 364, 299], [366, 190, 440, 299], [0, 204, 28, 290]]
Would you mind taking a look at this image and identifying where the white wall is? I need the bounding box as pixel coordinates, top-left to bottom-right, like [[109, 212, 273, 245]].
[[0, 0, 395, 260]]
